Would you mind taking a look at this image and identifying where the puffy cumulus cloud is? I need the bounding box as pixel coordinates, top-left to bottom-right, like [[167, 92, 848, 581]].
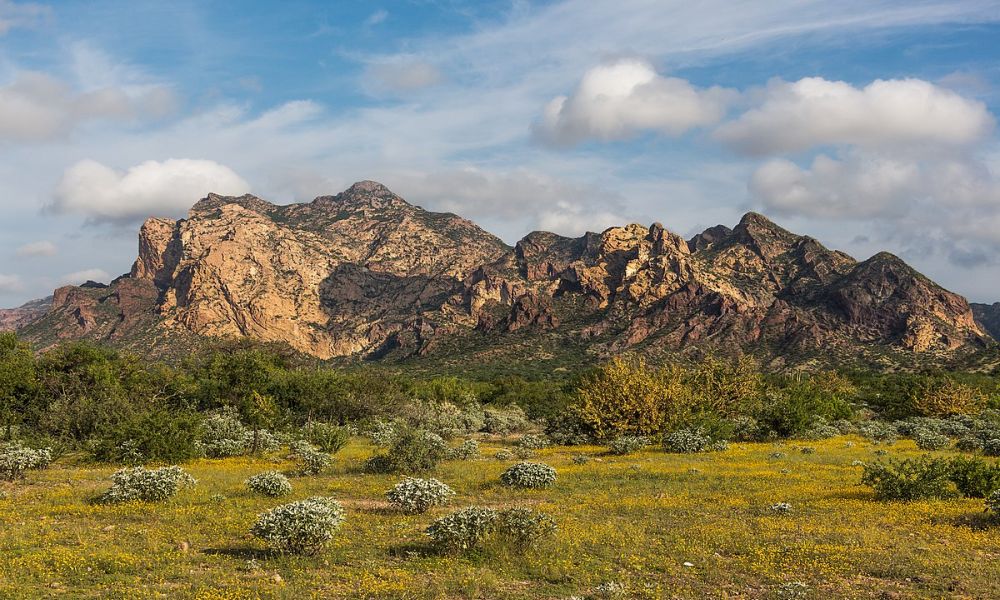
[[365, 60, 444, 93], [717, 77, 994, 155], [0, 71, 176, 142], [15, 240, 57, 257], [535, 58, 736, 146], [0, 273, 24, 294], [749, 151, 1000, 264], [52, 158, 250, 224], [0, 0, 49, 35], [59, 268, 111, 286]]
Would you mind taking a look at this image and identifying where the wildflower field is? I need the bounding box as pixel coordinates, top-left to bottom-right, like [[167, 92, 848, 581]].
[[2, 437, 999, 599]]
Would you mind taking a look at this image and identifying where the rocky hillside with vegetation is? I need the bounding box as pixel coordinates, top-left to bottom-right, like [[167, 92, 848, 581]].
[[9, 181, 992, 368], [973, 303, 1000, 341]]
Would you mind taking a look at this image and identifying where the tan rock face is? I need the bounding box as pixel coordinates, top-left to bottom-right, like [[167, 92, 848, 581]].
[[19, 181, 990, 365]]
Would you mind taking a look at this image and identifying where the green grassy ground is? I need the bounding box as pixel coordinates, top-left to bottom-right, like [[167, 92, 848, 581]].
[[1, 438, 998, 599]]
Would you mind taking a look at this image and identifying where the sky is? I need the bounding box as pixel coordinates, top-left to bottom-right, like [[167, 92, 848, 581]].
[[1, 0, 1000, 306]]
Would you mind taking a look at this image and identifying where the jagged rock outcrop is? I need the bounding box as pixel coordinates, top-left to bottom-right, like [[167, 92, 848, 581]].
[[13, 181, 991, 366]]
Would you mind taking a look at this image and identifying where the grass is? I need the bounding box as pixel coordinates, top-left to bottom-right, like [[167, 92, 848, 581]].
[[1, 437, 999, 599]]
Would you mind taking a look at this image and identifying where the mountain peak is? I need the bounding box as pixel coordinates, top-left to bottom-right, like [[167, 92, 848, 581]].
[[313, 180, 409, 210]]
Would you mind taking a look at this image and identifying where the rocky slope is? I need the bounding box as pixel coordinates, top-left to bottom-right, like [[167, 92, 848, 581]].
[[0, 296, 52, 332], [972, 303, 1000, 341], [10, 181, 992, 367]]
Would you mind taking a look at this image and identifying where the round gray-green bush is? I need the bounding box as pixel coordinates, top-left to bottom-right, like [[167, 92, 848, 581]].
[[251, 496, 345, 555], [245, 471, 293, 497], [386, 477, 455, 514], [500, 461, 556, 489]]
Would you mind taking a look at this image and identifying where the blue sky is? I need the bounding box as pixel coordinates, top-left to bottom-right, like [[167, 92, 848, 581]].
[[1, 0, 1000, 305]]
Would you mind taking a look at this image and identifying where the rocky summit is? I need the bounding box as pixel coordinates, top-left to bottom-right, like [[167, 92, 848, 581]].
[[10, 181, 994, 368]]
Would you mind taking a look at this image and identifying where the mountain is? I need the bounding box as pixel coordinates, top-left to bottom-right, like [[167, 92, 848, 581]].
[[0, 296, 52, 332], [972, 303, 1000, 341], [10, 181, 992, 369]]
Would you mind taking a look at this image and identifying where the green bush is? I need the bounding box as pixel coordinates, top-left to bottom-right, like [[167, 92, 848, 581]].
[[499, 462, 556, 489], [302, 422, 350, 454], [515, 434, 549, 451], [289, 440, 331, 476], [0, 442, 52, 481], [663, 428, 724, 453], [245, 471, 293, 497], [97, 466, 196, 503], [385, 477, 455, 514], [607, 435, 648, 455], [861, 456, 957, 501], [987, 490, 1000, 518], [858, 422, 899, 445], [495, 507, 557, 549], [482, 406, 531, 435], [913, 428, 950, 451], [426, 507, 497, 552], [447, 439, 480, 460], [948, 456, 1000, 498], [91, 409, 202, 464], [365, 428, 450, 474], [251, 496, 345, 555]]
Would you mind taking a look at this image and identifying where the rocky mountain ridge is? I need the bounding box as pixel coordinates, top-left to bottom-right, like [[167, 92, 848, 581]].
[[9, 181, 994, 368]]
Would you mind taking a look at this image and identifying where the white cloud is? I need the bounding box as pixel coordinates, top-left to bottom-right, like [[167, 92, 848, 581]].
[[0, 71, 176, 142], [0, 273, 24, 294], [365, 60, 444, 93], [59, 268, 110, 286], [15, 240, 57, 257], [384, 167, 629, 238], [535, 58, 735, 146], [0, 0, 49, 35], [52, 158, 250, 224], [749, 151, 1000, 264], [716, 77, 995, 155]]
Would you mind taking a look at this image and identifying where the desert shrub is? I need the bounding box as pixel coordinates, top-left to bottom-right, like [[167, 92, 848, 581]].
[[495, 507, 557, 548], [302, 422, 350, 454], [246, 471, 293, 497], [987, 490, 1000, 518], [91, 409, 203, 464], [494, 450, 514, 461], [802, 417, 841, 440], [910, 379, 984, 417], [799, 446, 816, 454], [662, 428, 721, 453], [947, 456, 1000, 498], [515, 434, 549, 451], [250, 496, 345, 555], [365, 428, 449, 474], [482, 405, 531, 435], [760, 372, 855, 436], [401, 400, 485, 439], [858, 421, 899, 445], [447, 439, 480, 460], [544, 412, 593, 446], [913, 428, 950, 451], [984, 439, 1000, 457], [572, 454, 591, 465], [426, 507, 497, 552], [728, 416, 769, 442], [289, 440, 331, 476], [574, 356, 691, 439], [367, 419, 398, 446], [607, 435, 648, 455], [957, 435, 985, 452], [861, 456, 957, 501], [97, 465, 196, 503], [769, 502, 793, 514], [199, 408, 280, 458], [0, 442, 52, 481], [385, 477, 455, 514], [500, 462, 556, 489]]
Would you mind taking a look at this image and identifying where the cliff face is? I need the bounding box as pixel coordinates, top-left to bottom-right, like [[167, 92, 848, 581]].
[[13, 181, 991, 366]]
